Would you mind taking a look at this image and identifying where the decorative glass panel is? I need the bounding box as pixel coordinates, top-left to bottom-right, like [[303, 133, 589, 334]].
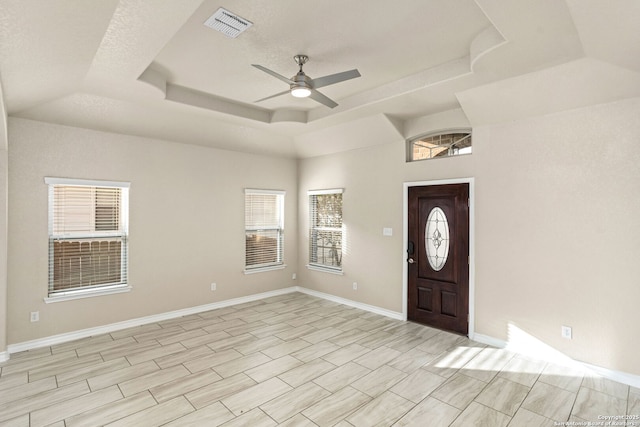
[[425, 207, 450, 271]]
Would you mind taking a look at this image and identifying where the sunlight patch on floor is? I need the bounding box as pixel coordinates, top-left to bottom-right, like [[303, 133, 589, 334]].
[[505, 322, 582, 369]]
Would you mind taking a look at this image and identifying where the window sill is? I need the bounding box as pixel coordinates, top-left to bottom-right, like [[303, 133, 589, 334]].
[[44, 285, 132, 303], [243, 264, 287, 275], [306, 264, 344, 275]]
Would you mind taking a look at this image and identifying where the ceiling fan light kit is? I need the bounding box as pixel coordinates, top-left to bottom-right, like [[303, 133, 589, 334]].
[[252, 54, 361, 108], [291, 86, 311, 98], [290, 55, 311, 97]]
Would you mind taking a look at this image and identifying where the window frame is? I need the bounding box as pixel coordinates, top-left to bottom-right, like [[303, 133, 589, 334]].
[[244, 189, 286, 274], [44, 177, 130, 302], [307, 188, 344, 274]]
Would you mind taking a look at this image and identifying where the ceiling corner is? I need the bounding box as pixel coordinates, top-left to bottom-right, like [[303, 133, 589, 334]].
[[294, 113, 405, 158], [565, 0, 640, 73], [457, 57, 640, 127]]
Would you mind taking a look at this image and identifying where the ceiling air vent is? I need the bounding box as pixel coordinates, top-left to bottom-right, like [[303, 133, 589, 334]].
[[204, 7, 252, 38]]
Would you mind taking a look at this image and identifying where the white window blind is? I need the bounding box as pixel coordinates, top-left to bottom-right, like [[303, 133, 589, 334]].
[[309, 189, 343, 271], [46, 178, 129, 297], [245, 189, 285, 271]]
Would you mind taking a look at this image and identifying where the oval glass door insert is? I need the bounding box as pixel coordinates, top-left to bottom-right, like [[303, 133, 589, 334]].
[[425, 207, 450, 271]]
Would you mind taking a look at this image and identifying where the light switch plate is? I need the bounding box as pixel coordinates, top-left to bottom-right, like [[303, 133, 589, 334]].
[[383, 227, 393, 236]]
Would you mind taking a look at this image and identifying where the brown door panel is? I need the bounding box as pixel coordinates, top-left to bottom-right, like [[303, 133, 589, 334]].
[[408, 184, 469, 335], [413, 280, 460, 317]]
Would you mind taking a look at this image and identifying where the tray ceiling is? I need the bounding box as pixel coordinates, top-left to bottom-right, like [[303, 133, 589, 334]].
[[1, 0, 638, 157]]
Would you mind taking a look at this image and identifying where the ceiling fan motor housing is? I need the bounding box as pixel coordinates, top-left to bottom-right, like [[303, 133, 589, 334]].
[[290, 71, 312, 97]]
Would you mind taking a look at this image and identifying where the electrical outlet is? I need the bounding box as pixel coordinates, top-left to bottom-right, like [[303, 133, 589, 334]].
[[211, 282, 217, 291], [30, 311, 39, 322], [292, 273, 296, 280], [561, 325, 572, 339], [353, 282, 358, 290]]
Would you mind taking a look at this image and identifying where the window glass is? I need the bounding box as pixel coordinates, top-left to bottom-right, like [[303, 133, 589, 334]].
[[409, 132, 472, 161], [245, 190, 285, 271], [309, 190, 343, 271], [47, 179, 129, 297]]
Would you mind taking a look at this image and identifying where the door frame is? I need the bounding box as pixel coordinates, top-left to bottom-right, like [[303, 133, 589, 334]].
[[402, 177, 475, 337]]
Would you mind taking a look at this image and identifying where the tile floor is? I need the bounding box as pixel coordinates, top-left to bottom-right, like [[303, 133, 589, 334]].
[[0, 292, 638, 426]]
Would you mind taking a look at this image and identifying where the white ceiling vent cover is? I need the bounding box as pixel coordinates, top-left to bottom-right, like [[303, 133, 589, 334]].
[[204, 8, 252, 38]]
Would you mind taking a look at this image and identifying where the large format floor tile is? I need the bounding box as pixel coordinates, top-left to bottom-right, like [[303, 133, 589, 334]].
[[0, 292, 635, 426]]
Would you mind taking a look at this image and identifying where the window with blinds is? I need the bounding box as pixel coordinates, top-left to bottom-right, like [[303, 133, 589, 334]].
[[244, 189, 285, 272], [46, 178, 129, 297], [309, 189, 343, 272]]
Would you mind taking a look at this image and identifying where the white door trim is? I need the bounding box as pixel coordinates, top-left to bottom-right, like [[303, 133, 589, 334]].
[[402, 177, 475, 337]]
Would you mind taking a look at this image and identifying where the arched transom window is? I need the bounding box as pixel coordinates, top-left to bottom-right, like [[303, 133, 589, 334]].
[[408, 131, 472, 162]]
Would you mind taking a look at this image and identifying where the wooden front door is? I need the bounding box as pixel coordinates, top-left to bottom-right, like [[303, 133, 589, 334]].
[[407, 184, 469, 335]]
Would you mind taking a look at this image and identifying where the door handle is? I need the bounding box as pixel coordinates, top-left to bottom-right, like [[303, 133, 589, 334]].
[[407, 258, 415, 264]]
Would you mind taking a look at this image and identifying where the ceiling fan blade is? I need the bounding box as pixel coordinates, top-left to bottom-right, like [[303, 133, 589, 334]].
[[309, 89, 338, 108], [255, 90, 290, 103], [252, 64, 293, 85], [311, 69, 361, 89]]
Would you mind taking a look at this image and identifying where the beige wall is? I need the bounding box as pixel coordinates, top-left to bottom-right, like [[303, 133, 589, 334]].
[[298, 98, 640, 375], [474, 98, 640, 375], [7, 118, 298, 344], [6, 96, 640, 376], [0, 82, 7, 355]]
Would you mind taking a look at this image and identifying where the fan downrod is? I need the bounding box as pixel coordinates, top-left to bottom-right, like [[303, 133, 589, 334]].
[[294, 55, 309, 72]]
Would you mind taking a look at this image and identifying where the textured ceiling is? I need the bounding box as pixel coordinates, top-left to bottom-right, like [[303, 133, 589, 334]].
[[0, 0, 638, 158]]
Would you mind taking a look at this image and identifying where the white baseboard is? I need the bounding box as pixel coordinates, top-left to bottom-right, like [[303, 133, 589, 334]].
[[296, 287, 404, 321], [470, 332, 507, 349], [471, 332, 640, 389], [6, 286, 639, 389], [6, 286, 402, 355], [581, 361, 640, 389], [7, 286, 299, 354]]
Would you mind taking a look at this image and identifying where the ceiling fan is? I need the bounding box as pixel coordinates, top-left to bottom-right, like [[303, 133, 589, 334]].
[[252, 55, 361, 108]]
